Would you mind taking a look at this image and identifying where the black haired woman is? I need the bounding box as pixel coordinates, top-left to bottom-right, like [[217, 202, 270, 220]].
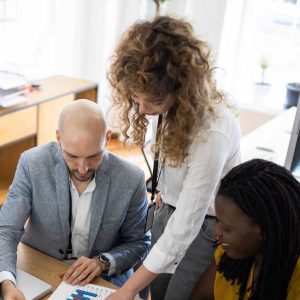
[[189, 159, 300, 300]]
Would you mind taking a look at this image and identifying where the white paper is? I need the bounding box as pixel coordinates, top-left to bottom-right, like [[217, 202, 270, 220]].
[[49, 282, 116, 300], [0, 72, 27, 89], [0, 95, 26, 107]]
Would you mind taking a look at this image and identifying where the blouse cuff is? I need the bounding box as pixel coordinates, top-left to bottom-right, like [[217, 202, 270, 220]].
[[143, 244, 183, 274]]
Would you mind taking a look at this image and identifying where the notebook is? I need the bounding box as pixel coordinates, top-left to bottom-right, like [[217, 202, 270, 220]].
[[0, 268, 52, 300]]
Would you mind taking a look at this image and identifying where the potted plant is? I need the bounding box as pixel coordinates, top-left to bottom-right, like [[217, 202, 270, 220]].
[[260, 55, 271, 85], [253, 55, 272, 100], [285, 82, 300, 109]]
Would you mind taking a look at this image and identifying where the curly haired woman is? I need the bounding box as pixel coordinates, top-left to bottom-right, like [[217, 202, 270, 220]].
[[105, 16, 241, 300]]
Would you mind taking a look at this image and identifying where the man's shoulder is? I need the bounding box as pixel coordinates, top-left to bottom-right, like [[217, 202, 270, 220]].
[[23, 142, 60, 163]]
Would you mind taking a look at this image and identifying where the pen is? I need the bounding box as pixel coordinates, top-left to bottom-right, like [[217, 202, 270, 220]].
[[256, 146, 274, 152]]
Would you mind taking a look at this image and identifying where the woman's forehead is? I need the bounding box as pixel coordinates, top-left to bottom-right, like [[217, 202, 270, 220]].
[[132, 92, 171, 102], [216, 195, 246, 219]]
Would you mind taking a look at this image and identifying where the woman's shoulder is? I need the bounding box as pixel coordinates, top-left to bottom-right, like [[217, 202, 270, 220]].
[[213, 101, 237, 122], [215, 245, 225, 265], [208, 102, 240, 136], [287, 256, 300, 299], [214, 246, 244, 300]]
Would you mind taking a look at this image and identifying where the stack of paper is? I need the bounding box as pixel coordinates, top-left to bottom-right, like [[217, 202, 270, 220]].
[[0, 87, 27, 107]]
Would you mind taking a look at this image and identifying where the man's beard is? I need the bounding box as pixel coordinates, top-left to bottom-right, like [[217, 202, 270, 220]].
[[70, 169, 95, 182]]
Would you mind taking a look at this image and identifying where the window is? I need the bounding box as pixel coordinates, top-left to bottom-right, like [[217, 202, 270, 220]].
[[231, 0, 300, 111]]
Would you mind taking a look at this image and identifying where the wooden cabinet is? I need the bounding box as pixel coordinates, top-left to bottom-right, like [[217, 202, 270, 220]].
[[0, 75, 98, 205], [37, 95, 74, 145], [0, 107, 37, 147]]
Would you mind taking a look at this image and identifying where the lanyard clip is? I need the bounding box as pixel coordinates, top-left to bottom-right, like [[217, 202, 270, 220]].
[[65, 248, 76, 260]]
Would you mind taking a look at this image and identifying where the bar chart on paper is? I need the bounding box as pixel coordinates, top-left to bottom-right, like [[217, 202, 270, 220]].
[[49, 282, 116, 300]]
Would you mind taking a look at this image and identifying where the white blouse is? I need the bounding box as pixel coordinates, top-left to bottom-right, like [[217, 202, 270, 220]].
[[143, 103, 241, 274]]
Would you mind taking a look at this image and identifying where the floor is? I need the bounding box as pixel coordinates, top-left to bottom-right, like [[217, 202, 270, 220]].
[[106, 138, 151, 180], [107, 138, 152, 300]]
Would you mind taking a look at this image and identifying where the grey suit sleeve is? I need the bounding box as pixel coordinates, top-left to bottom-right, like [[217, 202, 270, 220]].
[[0, 153, 32, 274], [106, 173, 151, 276]]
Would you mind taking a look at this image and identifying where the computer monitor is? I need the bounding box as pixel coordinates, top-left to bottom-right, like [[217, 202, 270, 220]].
[[284, 94, 300, 178]]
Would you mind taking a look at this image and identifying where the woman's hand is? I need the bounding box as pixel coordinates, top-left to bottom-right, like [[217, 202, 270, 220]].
[[155, 193, 162, 210], [105, 265, 157, 300], [104, 288, 136, 300]]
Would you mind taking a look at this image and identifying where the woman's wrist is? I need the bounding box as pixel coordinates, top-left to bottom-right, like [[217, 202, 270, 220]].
[[125, 264, 158, 295], [121, 280, 140, 295], [118, 285, 137, 298]]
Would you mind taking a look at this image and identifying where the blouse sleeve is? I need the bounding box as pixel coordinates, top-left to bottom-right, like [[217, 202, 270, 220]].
[[144, 129, 239, 273]]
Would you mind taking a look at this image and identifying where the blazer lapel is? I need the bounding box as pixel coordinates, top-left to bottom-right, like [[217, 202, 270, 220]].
[[88, 152, 110, 254], [54, 147, 71, 242]]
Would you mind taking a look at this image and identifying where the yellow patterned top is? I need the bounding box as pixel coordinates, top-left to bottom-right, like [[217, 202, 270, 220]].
[[214, 246, 300, 300]]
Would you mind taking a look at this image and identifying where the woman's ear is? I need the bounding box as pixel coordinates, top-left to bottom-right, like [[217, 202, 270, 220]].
[[255, 225, 264, 241]]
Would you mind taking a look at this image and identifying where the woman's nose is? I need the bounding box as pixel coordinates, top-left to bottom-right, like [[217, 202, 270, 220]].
[[138, 103, 148, 114], [215, 223, 222, 239]]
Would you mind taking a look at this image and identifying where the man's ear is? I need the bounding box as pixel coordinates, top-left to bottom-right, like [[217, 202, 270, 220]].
[[105, 130, 112, 146], [56, 129, 60, 142]]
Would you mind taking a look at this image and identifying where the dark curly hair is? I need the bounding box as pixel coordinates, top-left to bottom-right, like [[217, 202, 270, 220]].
[[217, 159, 300, 299], [108, 16, 226, 167]]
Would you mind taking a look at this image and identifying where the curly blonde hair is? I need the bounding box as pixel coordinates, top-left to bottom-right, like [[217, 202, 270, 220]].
[[108, 16, 225, 167]]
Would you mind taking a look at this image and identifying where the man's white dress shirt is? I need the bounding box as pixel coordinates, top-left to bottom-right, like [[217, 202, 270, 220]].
[[0, 176, 115, 285]]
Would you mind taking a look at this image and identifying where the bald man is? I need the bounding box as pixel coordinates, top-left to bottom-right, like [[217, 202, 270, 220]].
[[0, 100, 150, 299]]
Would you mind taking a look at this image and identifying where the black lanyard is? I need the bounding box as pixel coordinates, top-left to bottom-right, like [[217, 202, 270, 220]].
[[66, 187, 76, 260], [150, 114, 163, 203], [144, 114, 163, 232]]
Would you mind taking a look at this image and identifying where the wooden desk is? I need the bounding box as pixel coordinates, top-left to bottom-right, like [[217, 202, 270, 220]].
[[0, 75, 98, 205], [17, 243, 118, 299]]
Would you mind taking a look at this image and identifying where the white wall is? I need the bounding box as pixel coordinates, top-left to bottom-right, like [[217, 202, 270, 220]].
[[0, 0, 243, 116]]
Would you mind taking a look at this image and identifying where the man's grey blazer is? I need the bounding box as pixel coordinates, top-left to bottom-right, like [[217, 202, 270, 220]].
[[0, 142, 150, 285]]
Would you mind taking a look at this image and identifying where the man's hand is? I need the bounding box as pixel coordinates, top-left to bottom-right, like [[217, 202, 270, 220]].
[[1, 280, 25, 300], [62, 256, 105, 286], [155, 193, 162, 210]]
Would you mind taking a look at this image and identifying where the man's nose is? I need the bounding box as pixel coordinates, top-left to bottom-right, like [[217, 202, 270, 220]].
[[77, 160, 89, 174]]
